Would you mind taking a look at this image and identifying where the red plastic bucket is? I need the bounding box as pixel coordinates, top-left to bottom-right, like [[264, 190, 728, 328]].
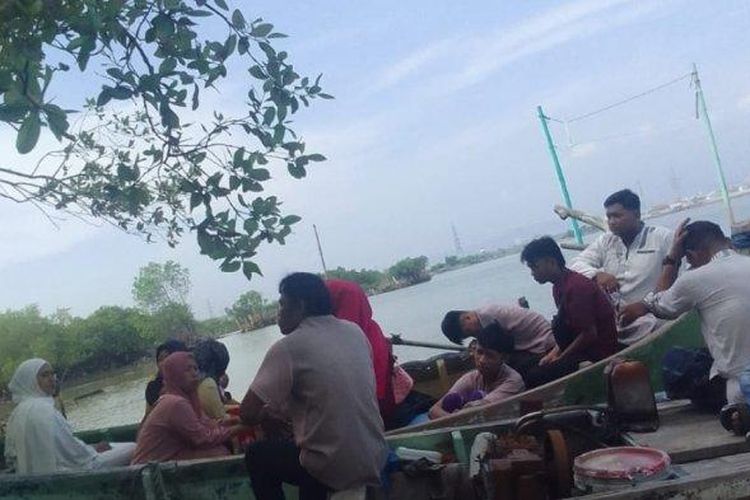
[[574, 446, 671, 493]]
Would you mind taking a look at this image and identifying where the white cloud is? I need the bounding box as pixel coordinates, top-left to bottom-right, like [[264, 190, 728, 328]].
[[369, 38, 456, 93], [738, 93, 750, 111], [569, 141, 597, 158], [370, 0, 672, 96]]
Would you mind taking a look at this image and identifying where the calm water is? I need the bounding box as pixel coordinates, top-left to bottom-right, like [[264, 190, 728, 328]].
[[65, 196, 750, 431]]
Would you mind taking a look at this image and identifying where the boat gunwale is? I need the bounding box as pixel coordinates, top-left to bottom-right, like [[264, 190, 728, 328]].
[[388, 313, 696, 435]]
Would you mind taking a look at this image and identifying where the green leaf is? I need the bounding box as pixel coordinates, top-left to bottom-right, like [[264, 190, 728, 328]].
[[249, 65, 265, 80], [16, 112, 41, 154], [244, 219, 259, 233], [45, 106, 69, 140], [197, 229, 213, 254], [232, 9, 246, 30], [159, 58, 177, 74], [281, 215, 301, 225], [287, 163, 306, 179], [190, 192, 202, 210], [110, 86, 132, 100], [224, 35, 237, 57], [238, 36, 250, 55], [318, 93, 334, 100], [214, 0, 228, 10], [106, 68, 125, 80], [243, 261, 262, 280], [252, 23, 273, 37], [96, 88, 112, 107], [249, 168, 270, 181], [262, 107, 274, 126], [117, 164, 138, 182], [220, 259, 241, 272], [268, 33, 288, 39], [307, 153, 326, 162], [160, 102, 180, 128]]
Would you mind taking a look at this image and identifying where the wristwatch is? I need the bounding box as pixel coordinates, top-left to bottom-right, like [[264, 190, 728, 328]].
[[662, 255, 680, 267]]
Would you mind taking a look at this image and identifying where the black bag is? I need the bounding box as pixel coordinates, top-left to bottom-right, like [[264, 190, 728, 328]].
[[662, 347, 725, 410]]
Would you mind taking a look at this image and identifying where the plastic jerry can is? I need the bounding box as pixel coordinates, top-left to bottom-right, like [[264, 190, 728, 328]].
[[606, 360, 659, 432]]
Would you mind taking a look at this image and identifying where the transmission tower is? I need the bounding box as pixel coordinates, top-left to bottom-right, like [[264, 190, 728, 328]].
[[451, 223, 464, 256]]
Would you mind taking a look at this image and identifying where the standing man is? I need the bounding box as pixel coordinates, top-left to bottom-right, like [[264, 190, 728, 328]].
[[570, 189, 673, 345], [240, 273, 387, 500], [620, 221, 750, 408], [521, 237, 619, 387], [440, 305, 555, 380]]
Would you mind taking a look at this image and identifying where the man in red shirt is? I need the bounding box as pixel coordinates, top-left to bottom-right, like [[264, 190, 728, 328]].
[[520, 236, 619, 387]]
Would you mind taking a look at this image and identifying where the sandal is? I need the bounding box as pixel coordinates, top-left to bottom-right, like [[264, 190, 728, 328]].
[[720, 403, 750, 436]]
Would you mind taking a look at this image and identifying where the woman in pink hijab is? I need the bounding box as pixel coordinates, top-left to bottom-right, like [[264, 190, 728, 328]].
[[132, 352, 241, 464], [326, 279, 414, 425]]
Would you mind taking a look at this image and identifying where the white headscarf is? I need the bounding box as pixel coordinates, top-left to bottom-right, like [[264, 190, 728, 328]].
[[4, 358, 97, 474], [8, 358, 48, 403]]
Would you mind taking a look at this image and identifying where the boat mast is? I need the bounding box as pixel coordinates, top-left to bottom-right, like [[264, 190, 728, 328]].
[[313, 224, 329, 276], [537, 105, 584, 245], [692, 63, 736, 227]]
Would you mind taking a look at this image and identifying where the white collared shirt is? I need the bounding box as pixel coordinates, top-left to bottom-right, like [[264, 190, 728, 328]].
[[570, 224, 673, 305], [643, 250, 750, 379]]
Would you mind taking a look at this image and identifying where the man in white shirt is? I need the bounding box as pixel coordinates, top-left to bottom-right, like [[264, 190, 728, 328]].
[[570, 189, 673, 345], [620, 220, 750, 406]]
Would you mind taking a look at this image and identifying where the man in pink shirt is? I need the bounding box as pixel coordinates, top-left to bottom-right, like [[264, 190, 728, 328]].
[[441, 304, 555, 380], [429, 324, 525, 419]]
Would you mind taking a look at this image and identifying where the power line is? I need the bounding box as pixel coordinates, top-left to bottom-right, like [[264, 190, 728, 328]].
[[548, 72, 693, 124]]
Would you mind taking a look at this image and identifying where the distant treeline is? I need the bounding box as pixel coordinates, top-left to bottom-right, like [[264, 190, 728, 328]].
[[0, 303, 224, 396], [325, 255, 431, 295], [0, 256, 437, 392]]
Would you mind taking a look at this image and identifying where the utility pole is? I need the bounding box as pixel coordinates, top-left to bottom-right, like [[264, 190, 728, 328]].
[[537, 105, 584, 245], [313, 224, 328, 276], [692, 63, 736, 226]]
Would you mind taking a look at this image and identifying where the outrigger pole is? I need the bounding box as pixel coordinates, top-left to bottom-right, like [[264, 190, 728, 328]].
[[313, 224, 329, 276], [692, 63, 736, 227], [537, 105, 584, 245]]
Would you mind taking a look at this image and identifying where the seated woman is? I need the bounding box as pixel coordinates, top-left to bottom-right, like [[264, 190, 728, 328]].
[[193, 339, 231, 420], [144, 339, 189, 419], [132, 352, 242, 464], [429, 324, 525, 419], [326, 279, 425, 429], [4, 358, 135, 474]]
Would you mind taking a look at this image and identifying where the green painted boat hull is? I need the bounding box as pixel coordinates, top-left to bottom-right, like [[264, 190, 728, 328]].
[[394, 312, 703, 433], [0, 314, 703, 499]]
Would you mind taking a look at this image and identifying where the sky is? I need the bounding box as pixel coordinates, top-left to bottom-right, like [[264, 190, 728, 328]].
[[1, 0, 750, 318]]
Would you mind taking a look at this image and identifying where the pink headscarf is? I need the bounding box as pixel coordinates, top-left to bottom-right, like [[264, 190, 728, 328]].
[[161, 352, 203, 416], [326, 280, 392, 413]]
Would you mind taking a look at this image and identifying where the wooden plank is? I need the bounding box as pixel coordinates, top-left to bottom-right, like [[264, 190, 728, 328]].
[[624, 403, 750, 464], [583, 461, 750, 499]]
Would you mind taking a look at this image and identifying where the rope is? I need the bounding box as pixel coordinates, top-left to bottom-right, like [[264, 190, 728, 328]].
[[548, 72, 693, 124]]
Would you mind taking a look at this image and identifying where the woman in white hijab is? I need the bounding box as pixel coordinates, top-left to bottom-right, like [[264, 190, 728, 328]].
[[4, 358, 135, 474]]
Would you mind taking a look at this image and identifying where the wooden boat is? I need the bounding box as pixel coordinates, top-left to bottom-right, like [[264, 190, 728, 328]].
[[391, 312, 703, 434], [5, 398, 750, 499], [0, 352, 475, 469], [0, 311, 703, 466]]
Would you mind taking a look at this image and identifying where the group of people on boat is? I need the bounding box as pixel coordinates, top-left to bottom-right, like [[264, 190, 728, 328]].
[[432, 188, 750, 429], [4, 187, 750, 499]]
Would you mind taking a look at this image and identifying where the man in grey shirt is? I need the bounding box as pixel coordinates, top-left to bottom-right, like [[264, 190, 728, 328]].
[[240, 273, 387, 500], [571, 189, 672, 345], [620, 221, 750, 406]]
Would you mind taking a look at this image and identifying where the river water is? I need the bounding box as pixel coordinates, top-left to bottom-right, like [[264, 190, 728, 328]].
[[65, 196, 750, 431]]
